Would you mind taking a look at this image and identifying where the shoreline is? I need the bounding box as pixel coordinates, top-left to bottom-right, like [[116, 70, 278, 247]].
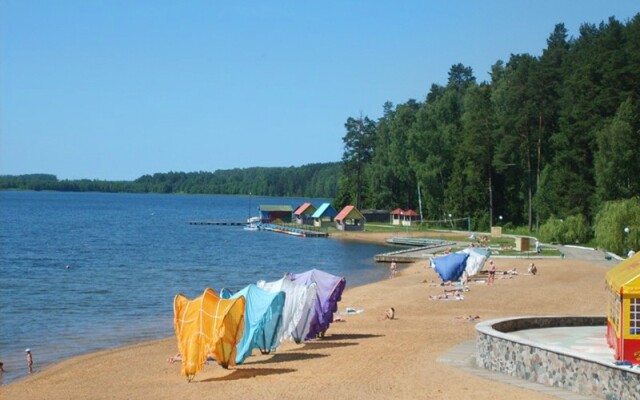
[[1, 231, 611, 399], [0, 231, 396, 387]]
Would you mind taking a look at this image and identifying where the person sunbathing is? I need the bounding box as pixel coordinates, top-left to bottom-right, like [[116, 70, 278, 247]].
[[429, 291, 463, 300]]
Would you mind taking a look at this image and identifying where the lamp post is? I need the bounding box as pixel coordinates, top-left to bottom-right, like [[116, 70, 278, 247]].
[[625, 227, 630, 257], [498, 215, 503, 226], [448, 213, 452, 231]]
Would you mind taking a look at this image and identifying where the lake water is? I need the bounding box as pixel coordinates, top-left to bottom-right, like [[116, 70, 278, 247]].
[[0, 191, 391, 385]]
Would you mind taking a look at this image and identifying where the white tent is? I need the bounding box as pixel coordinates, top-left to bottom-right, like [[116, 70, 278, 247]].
[[461, 247, 490, 276], [257, 276, 318, 344]]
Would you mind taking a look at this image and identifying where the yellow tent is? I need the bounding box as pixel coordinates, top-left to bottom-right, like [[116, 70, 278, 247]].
[[605, 252, 640, 363], [173, 288, 246, 381], [606, 252, 640, 295]]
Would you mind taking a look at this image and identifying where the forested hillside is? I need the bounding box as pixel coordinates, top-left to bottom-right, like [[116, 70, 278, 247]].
[[0, 162, 341, 198], [337, 15, 640, 232]]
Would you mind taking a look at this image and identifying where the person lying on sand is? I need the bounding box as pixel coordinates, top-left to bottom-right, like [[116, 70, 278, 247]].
[[454, 315, 481, 322], [429, 291, 463, 300], [167, 353, 216, 364]]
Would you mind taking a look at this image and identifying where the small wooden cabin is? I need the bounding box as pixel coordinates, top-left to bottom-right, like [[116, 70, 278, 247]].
[[312, 203, 338, 228], [335, 205, 366, 231], [294, 202, 317, 225], [606, 252, 640, 364]]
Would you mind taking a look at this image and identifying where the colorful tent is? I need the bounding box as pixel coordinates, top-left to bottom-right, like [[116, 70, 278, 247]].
[[220, 284, 286, 364], [173, 288, 245, 381], [257, 276, 318, 344], [432, 253, 469, 282], [287, 269, 346, 339], [605, 252, 640, 363]]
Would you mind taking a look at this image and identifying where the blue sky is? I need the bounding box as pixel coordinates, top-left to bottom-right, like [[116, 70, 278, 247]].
[[1, 1, 637, 180]]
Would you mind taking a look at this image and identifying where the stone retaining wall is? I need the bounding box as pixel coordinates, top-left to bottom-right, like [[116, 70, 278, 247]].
[[476, 316, 640, 399]]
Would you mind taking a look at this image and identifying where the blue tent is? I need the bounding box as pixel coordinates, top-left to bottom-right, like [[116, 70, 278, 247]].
[[220, 284, 286, 364], [432, 253, 469, 282]]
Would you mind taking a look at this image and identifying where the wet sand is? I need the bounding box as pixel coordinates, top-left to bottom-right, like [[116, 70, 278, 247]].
[[0, 231, 609, 400]]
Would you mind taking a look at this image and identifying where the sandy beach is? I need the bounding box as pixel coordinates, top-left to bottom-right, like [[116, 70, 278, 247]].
[[1, 232, 610, 400]]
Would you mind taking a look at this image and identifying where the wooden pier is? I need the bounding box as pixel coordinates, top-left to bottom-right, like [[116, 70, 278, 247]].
[[189, 220, 245, 226], [260, 223, 329, 238]]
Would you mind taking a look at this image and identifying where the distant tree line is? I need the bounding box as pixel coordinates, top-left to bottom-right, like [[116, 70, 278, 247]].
[[337, 15, 640, 239], [0, 162, 341, 198]]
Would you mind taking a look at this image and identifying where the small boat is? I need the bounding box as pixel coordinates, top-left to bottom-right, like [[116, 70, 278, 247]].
[[244, 216, 261, 231]]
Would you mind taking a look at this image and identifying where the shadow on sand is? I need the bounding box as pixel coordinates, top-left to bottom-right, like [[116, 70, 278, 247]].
[[317, 333, 385, 341], [244, 352, 329, 365], [199, 367, 296, 382]]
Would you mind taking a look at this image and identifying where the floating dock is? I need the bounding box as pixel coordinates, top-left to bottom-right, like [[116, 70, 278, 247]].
[[189, 220, 245, 226]]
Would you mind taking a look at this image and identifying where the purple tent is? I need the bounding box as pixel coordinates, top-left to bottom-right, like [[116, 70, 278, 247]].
[[287, 269, 346, 340]]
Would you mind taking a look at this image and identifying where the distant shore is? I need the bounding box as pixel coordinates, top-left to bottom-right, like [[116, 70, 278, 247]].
[[0, 230, 609, 400]]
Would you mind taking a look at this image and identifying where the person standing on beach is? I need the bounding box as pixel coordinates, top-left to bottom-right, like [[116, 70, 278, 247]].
[[25, 349, 33, 373], [390, 259, 397, 278], [487, 260, 496, 285]]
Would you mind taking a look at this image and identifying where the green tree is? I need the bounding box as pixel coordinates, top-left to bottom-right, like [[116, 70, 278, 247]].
[[595, 98, 640, 202], [338, 115, 376, 209], [594, 198, 640, 255]]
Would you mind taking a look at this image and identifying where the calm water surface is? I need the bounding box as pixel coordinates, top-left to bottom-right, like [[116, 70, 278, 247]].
[[0, 191, 390, 385]]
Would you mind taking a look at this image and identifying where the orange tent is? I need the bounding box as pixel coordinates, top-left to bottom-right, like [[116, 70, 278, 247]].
[[173, 288, 246, 381]]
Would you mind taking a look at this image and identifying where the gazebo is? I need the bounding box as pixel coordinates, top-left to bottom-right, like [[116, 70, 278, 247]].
[[402, 209, 419, 226], [605, 252, 640, 363], [390, 208, 404, 225]]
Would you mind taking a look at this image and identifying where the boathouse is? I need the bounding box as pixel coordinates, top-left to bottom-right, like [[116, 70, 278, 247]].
[[605, 252, 640, 364], [312, 203, 338, 228], [335, 205, 366, 231], [294, 202, 317, 225], [258, 205, 293, 223]]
